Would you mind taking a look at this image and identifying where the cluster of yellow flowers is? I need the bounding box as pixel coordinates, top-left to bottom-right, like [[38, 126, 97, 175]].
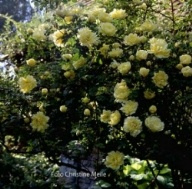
[[179, 54, 192, 77], [15, 0, 192, 174], [100, 110, 121, 126]]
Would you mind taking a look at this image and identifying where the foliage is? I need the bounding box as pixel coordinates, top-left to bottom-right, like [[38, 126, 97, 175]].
[[0, 150, 63, 189], [0, 0, 192, 188]]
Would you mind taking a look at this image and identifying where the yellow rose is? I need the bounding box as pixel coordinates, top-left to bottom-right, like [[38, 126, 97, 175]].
[[108, 110, 121, 126], [152, 71, 168, 88], [145, 116, 164, 132], [78, 27, 98, 48], [120, 100, 138, 116], [117, 62, 131, 75], [18, 75, 37, 93], [149, 105, 157, 113], [30, 111, 49, 133], [181, 66, 192, 77], [41, 88, 48, 95], [139, 67, 150, 77], [136, 50, 148, 60], [144, 89, 155, 99], [110, 60, 119, 69], [123, 116, 142, 137], [105, 151, 124, 170], [52, 29, 65, 47], [129, 55, 135, 61], [138, 20, 156, 32], [140, 36, 147, 43], [64, 70, 75, 79], [64, 16, 73, 24], [32, 27, 46, 41], [179, 54, 192, 65], [87, 8, 106, 22], [84, 109, 91, 116], [73, 57, 86, 69], [148, 38, 170, 58], [60, 105, 68, 113], [88, 7, 106, 20], [109, 9, 127, 19], [146, 61, 152, 66], [123, 33, 142, 46], [99, 44, 110, 57], [112, 43, 121, 48], [114, 80, 131, 102], [55, 5, 71, 17], [108, 48, 123, 58], [100, 110, 112, 123], [81, 97, 90, 104], [97, 12, 112, 22], [176, 63, 183, 70], [99, 22, 117, 36], [26, 58, 36, 66]]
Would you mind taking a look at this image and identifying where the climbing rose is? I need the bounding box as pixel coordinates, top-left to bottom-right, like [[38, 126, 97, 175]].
[[105, 151, 124, 170], [18, 75, 37, 93], [152, 70, 168, 88], [99, 22, 117, 36], [123, 116, 142, 137], [77, 27, 99, 48], [148, 38, 170, 58], [114, 80, 131, 102], [120, 101, 138, 116], [30, 112, 49, 133], [145, 116, 164, 132]]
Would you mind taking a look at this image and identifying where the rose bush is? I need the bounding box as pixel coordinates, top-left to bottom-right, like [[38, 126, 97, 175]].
[[0, 0, 192, 188]]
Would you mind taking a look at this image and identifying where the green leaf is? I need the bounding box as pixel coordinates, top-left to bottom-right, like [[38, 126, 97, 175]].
[[96, 180, 111, 188], [123, 165, 132, 175], [157, 175, 166, 185], [131, 163, 142, 171], [130, 174, 145, 180], [160, 167, 171, 175], [99, 58, 103, 65]]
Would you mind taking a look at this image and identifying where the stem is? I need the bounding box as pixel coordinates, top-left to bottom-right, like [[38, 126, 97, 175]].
[[170, 0, 176, 32], [146, 160, 164, 188]]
